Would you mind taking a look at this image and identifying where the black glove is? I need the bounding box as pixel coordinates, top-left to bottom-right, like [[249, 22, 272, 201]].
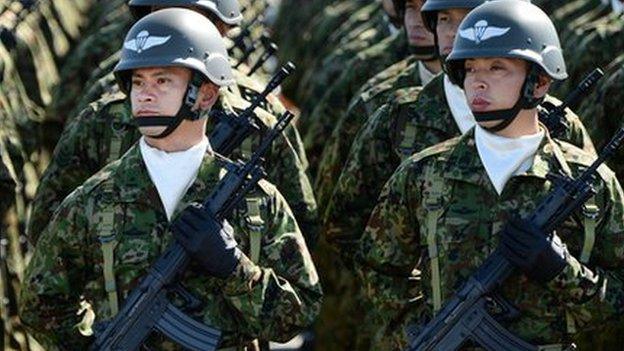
[[172, 203, 241, 278], [499, 216, 568, 283]]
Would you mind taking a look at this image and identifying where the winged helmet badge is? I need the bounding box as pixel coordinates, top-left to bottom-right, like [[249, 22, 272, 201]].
[[124, 30, 171, 53], [459, 20, 510, 44]]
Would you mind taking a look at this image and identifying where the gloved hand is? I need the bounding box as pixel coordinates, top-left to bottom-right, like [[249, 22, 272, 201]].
[[172, 203, 241, 278], [499, 216, 569, 283]]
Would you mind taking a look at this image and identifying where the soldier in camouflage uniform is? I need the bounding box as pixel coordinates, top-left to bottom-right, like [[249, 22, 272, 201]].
[[357, 2, 624, 349], [296, 0, 397, 114], [301, 22, 409, 175], [27, 0, 319, 248], [554, 0, 623, 97], [19, 10, 322, 350], [579, 52, 624, 181], [325, 0, 597, 261], [314, 0, 440, 212]]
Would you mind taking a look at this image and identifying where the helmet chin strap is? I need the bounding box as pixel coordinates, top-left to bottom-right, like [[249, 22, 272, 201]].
[[133, 73, 205, 139], [473, 65, 543, 133]]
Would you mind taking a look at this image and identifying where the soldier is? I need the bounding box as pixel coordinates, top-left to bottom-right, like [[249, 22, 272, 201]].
[[300, 13, 409, 175], [357, 1, 624, 349], [19, 9, 322, 350], [314, 0, 440, 212], [27, 0, 319, 248], [325, 0, 597, 261]]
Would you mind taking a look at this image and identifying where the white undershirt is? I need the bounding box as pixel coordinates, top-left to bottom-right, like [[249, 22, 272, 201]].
[[418, 61, 436, 86], [612, 0, 623, 14], [475, 125, 545, 195], [444, 74, 476, 134], [140, 136, 209, 220]]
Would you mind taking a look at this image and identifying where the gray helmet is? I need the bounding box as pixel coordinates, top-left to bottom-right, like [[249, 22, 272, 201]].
[[421, 0, 486, 33], [446, 0, 567, 85], [128, 0, 243, 25], [114, 7, 234, 93]]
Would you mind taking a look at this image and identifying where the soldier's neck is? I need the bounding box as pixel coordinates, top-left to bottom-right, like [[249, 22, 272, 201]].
[[144, 119, 207, 152]]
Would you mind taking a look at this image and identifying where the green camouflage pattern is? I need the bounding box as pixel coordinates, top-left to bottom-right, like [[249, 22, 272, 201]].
[[302, 31, 408, 174], [49, 4, 132, 124], [579, 53, 624, 182], [314, 55, 422, 212], [357, 129, 624, 350], [0, 151, 15, 213], [27, 87, 319, 248], [19, 143, 322, 350], [555, 8, 623, 97], [278, 0, 367, 101], [297, 2, 390, 113], [325, 73, 597, 262]]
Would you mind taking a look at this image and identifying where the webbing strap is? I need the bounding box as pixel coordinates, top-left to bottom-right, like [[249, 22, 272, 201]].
[[423, 166, 444, 315], [97, 181, 119, 316], [98, 207, 119, 316], [245, 197, 264, 264], [581, 196, 598, 264]]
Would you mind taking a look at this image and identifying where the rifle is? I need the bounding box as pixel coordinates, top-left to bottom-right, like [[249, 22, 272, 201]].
[[247, 39, 278, 76], [539, 68, 604, 139], [229, 15, 262, 57], [91, 111, 296, 351], [210, 62, 295, 157], [407, 126, 624, 351]]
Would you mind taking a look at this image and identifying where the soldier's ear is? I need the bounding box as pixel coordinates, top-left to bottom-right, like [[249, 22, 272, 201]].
[[532, 73, 551, 99], [197, 82, 220, 111]]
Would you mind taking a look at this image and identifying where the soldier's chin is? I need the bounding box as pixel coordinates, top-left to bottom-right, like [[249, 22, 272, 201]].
[[139, 126, 168, 137]]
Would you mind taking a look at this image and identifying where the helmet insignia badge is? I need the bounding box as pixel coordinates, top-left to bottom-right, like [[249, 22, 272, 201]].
[[124, 30, 171, 53], [459, 20, 510, 44]]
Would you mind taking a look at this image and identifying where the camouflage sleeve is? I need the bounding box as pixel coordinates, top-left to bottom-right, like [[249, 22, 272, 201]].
[[324, 103, 397, 261], [27, 105, 103, 243], [564, 107, 596, 156], [221, 182, 322, 343], [265, 125, 320, 248], [19, 189, 93, 350], [545, 167, 624, 322], [355, 159, 423, 350]]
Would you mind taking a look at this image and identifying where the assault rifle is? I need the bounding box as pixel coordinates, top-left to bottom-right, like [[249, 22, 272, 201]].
[[247, 39, 278, 76], [229, 14, 262, 58], [406, 126, 624, 351], [539, 68, 604, 139], [210, 62, 295, 157], [91, 111, 296, 351]]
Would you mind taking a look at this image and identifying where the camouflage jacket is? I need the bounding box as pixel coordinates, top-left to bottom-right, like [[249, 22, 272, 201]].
[[556, 10, 624, 97], [579, 53, 624, 182], [20, 143, 322, 350], [314, 55, 423, 211], [28, 89, 318, 247], [302, 31, 408, 174], [357, 129, 624, 350], [325, 73, 597, 262], [49, 3, 132, 123], [297, 2, 390, 112]]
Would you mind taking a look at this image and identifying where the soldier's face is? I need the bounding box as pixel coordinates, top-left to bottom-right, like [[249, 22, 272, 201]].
[[405, 0, 433, 47], [436, 9, 470, 56], [130, 66, 191, 122], [463, 57, 527, 127]]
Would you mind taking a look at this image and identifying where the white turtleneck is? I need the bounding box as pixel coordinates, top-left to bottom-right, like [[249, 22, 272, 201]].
[[418, 61, 436, 86], [612, 0, 623, 14], [140, 136, 209, 220], [475, 125, 545, 195], [443, 74, 476, 134]]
